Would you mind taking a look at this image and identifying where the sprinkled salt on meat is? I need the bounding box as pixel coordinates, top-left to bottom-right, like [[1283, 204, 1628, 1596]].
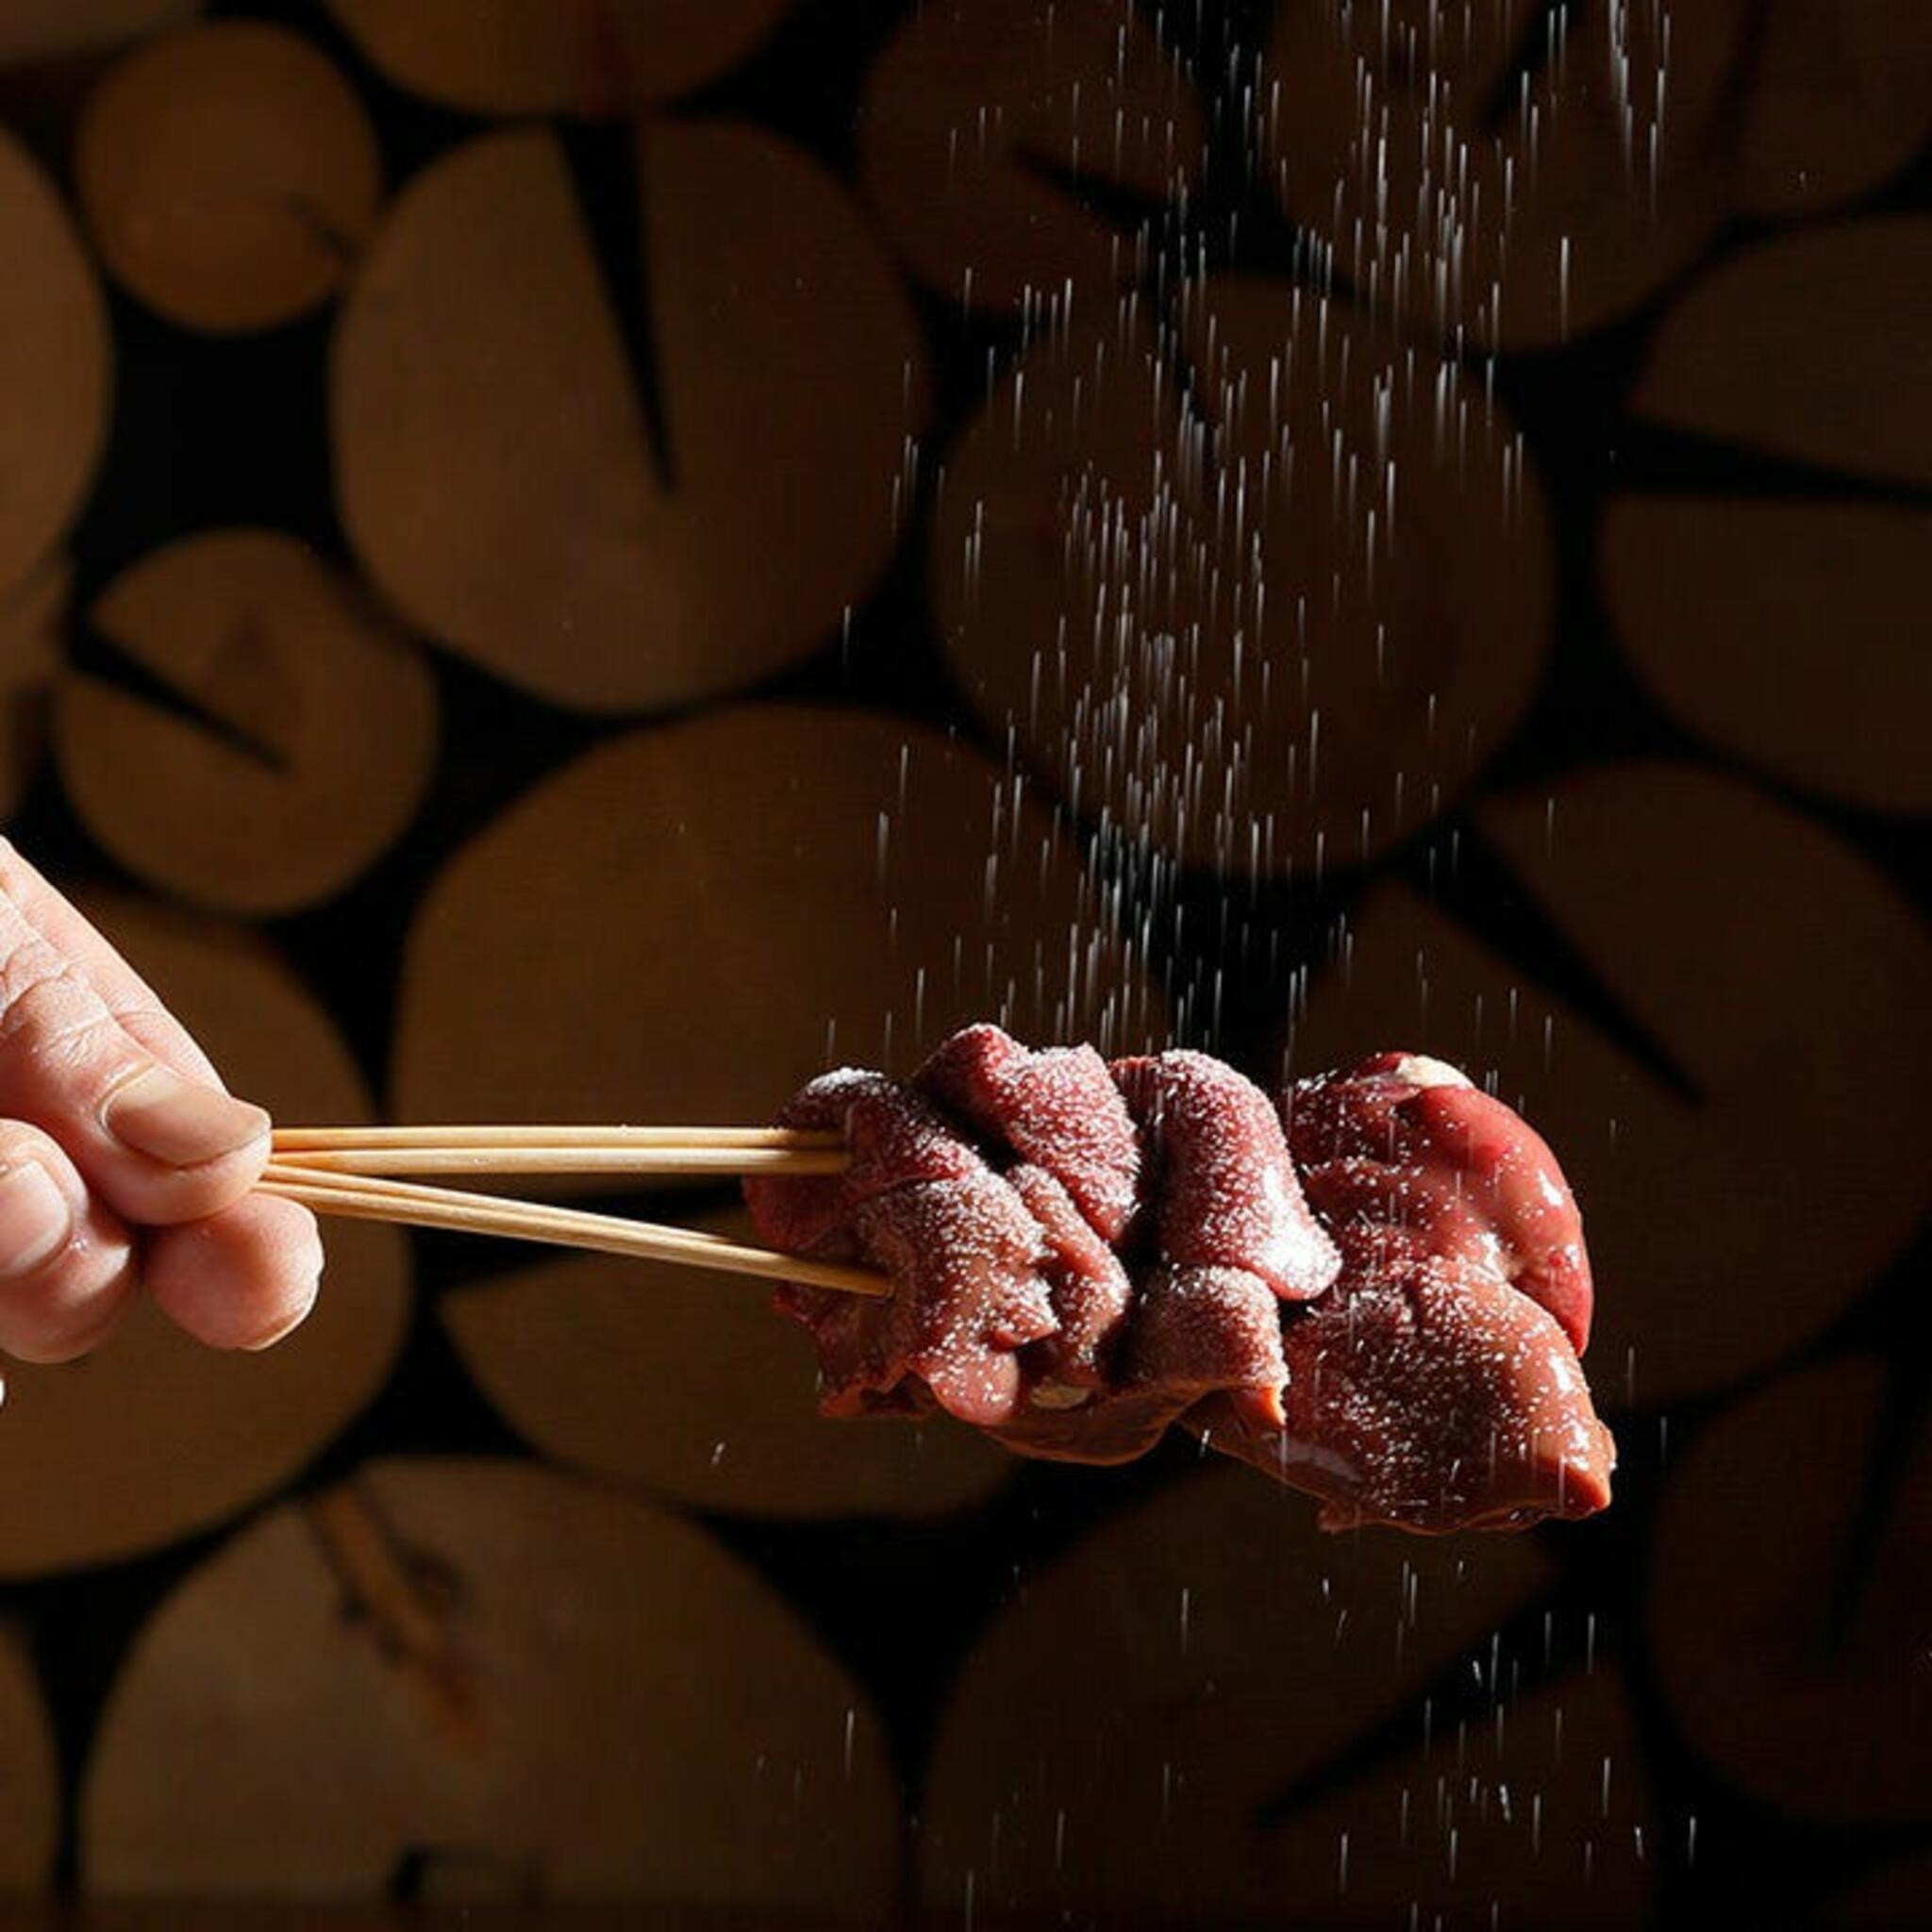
[[1192, 1257, 1613, 1532], [770, 1168, 1056, 1426], [988, 1263, 1286, 1467], [1005, 1164, 1132, 1389], [1125, 1265, 1291, 1431], [746, 1070, 1052, 1425], [915, 1024, 1140, 1241], [846, 1173, 1058, 1426], [1110, 1051, 1340, 1300], [1286, 1052, 1593, 1350], [747, 1029, 1613, 1535], [743, 1068, 980, 1256]]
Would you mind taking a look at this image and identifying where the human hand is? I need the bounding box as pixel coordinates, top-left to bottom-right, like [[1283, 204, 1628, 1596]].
[[0, 841, 322, 1373]]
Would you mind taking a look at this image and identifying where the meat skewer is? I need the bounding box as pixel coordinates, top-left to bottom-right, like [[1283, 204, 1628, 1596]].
[[744, 1025, 1615, 1535], [264, 1025, 1615, 1535]]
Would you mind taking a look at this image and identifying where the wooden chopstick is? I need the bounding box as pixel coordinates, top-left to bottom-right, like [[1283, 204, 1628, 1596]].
[[258, 1161, 891, 1300]]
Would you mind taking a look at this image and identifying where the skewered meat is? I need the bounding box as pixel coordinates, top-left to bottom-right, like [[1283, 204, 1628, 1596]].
[[744, 1028, 1613, 1533], [1191, 1053, 1611, 1531]]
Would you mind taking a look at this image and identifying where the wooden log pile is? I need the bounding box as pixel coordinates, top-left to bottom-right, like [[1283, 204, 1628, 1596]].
[[0, 3, 1924, 1925]]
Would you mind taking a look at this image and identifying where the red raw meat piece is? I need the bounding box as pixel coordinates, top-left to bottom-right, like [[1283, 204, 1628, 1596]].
[[1191, 1257, 1613, 1532], [749, 1032, 1612, 1536], [845, 1173, 1058, 1425], [742, 1068, 979, 1256], [745, 1069, 1055, 1425], [1285, 1052, 1593, 1349], [1185, 1051, 1613, 1531], [1126, 1265, 1291, 1430], [1110, 1050, 1339, 1300], [759, 1168, 1058, 1425], [1005, 1163, 1132, 1390], [915, 1024, 1140, 1241], [991, 1266, 1286, 1465]]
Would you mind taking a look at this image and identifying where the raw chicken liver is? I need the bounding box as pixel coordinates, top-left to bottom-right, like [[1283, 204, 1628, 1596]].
[[1224, 1053, 1614, 1530], [745, 1032, 1614, 1533]]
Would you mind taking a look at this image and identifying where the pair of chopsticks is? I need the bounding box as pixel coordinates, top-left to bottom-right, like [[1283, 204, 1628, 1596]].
[[257, 1124, 891, 1299]]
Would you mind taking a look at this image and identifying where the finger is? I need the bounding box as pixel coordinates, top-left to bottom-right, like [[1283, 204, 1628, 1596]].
[[144, 1193, 324, 1351], [0, 841, 220, 1087], [0, 858, 270, 1225], [0, 1119, 138, 1363]]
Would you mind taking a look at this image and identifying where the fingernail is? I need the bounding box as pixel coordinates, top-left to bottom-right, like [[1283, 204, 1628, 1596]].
[[0, 1162, 73, 1279], [103, 1066, 270, 1169]]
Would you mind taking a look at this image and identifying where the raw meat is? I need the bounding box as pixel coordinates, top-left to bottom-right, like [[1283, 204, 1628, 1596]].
[[744, 1030, 1615, 1533], [1208, 1053, 1612, 1530]]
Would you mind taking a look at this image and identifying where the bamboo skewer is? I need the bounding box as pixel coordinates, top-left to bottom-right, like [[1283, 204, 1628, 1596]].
[[272, 1124, 845, 1151], [257, 1159, 891, 1301], [270, 1145, 851, 1178], [269, 1122, 849, 1179]]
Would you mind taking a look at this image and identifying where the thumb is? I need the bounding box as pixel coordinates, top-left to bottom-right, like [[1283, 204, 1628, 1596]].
[[0, 900, 269, 1226]]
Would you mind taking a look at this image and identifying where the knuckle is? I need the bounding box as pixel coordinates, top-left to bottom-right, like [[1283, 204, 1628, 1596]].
[[0, 1115, 62, 1169], [0, 940, 121, 1074]]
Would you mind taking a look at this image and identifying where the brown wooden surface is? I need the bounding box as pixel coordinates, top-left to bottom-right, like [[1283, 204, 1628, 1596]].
[[332, 121, 925, 712], [1285, 762, 1932, 1407], [935, 280, 1550, 876], [323, 0, 795, 117], [82, 1458, 898, 1907], [1631, 218, 1932, 491], [861, 0, 1202, 313], [0, 1625, 58, 1889], [76, 21, 378, 333], [1263, 0, 1747, 348], [0, 554, 66, 821], [1264, 1665, 1653, 1925], [1650, 1360, 1932, 1824], [1739, 0, 1932, 217], [443, 1203, 1011, 1518], [57, 529, 438, 914], [391, 704, 1158, 1130], [920, 1461, 1552, 1923], [1603, 497, 1932, 812], [0, 1, 197, 69], [0, 127, 108, 605]]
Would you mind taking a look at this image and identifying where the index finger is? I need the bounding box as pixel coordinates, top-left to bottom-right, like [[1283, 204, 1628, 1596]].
[[0, 840, 222, 1088]]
